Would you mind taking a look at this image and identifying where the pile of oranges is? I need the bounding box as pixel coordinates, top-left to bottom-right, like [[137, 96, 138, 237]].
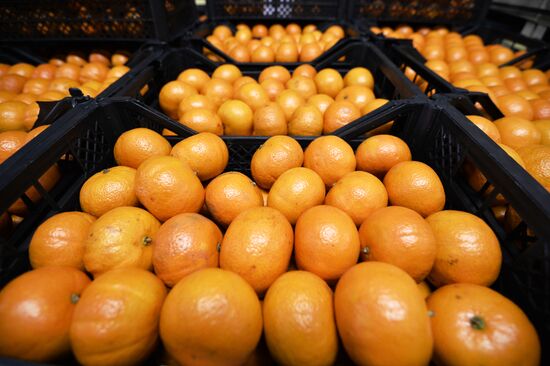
[[204, 23, 346, 63], [159, 63, 388, 136], [0, 128, 541, 365]]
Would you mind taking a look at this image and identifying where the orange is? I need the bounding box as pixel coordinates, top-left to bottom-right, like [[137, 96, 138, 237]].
[[276, 89, 306, 121], [153, 213, 222, 287], [503, 77, 528, 92], [293, 64, 317, 79], [359, 206, 436, 282], [106, 65, 130, 79], [212, 64, 242, 84], [334, 262, 433, 366], [177, 68, 210, 91], [344, 67, 375, 89], [213, 25, 232, 40], [23, 78, 50, 95], [79, 62, 109, 83], [260, 78, 285, 101], [0, 101, 29, 131], [32, 64, 56, 80], [323, 100, 361, 133], [496, 93, 534, 120], [37, 90, 66, 101], [300, 43, 323, 62], [179, 108, 224, 135], [217, 99, 254, 135], [234, 82, 270, 111], [427, 283, 540, 366], [220, 206, 293, 294], [384, 161, 446, 217], [48, 78, 80, 95], [426, 210, 501, 287], [288, 104, 323, 136], [205, 172, 263, 226], [355, 134, 412, 178], [0, 74, 27, 94], [0, 90, 15, 102], [276, 43, 299, 63], [295, 205, 360, 282], [55, 63, 80, 81], [489, 46, 514, 65], [252, 24, 268, 38], [418, 281, 432, 299], [170, 132, 228, 181], [113, 127, 171, 169], [177, 94, 216, 117], [263, 271, 338, 366], [335, 85, 375, 110], [314, 68, 344, 98], [303, 135, 356, 186], [79, 166, 138, 217], [251, 135, 304, 189], [159, 80, 197, 118], [476, 63, 499, 78], [0, 267, 90, 362], [0, 130, 27, 163], [325, 171, 388, 225], [516, 90, 540, 101], [466, 115, 501, 142], [202, 78, 233, 107], [70, 268, 166, 366], [259, 65, 291, 84], [531, 98, 550, 119], [160, 268, 262, 366], [493, 116, 541, 150], [232, 76, 256, 92], [228, 44, 251, 62], [29, 212, 96, 270], [517, 145, 550, 191], [253, 102, 287, 136], [66, 54, 87, 66], [306, 93, 334, 114], [251, 45, 275, 62], [83, 206, 160, 277], [268, 167, 325, 224], [499, 66, 522, 80], [286, 76, 317, 100], [8, 164, 61, 216], [533, 119, 550, 145], [135, 156, 204, 221]]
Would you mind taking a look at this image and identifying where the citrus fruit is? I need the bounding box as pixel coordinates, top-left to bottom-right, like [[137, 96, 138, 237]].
[[496, 94, 534, 120], [344, 67, 374, 89], [135, 156, 205, 221], [160, 268, 262, 366], [177, 94, 216, 117], [276, 89, 306, 121], [314, 68, 344, 98], [426, 210, 502, 287], [202, 78, 233, 107], [212, 64, 242, 84], [29, 211, 96, 270], [159, 81, 198, 118], [170, 132, 229, 181], [293, 64, 317, 79], [177, 68, 210, 90], [260, 78, 285, 101], [355, 134, 412, 178], [335, 85, 375, 110], [179, 108, 224, 135], [0, 101, 29, 131], [8, 164, 61, 216], [286, 76, 318, 100], [323, 100, 361, 133], [263, 271, 338, 366], [0, 267, 90, 362], [307, 93, 334, 114], [259, 65, 291, 84], [0, 130, 27, 163], [234, 82, 270, 111], [205, 171, 263, 226], [253, 102, 287, 135], [295, 205, 360, 282], [288, 104, 323, 136], [427, 283, 540, 366], [493, 116, 541, 150], [70, 268, 166, 366], [79, 166, 138, 217], [517, 144, 550, 191], [466, 115, 501, 143], [418, 281, 432, 299], [384, 161, 446, 217], [251, 135, 304, 189], [220, 206, 293, 294], [334, 262, 433, 366], [303, 135, 356, 187], [217, 99, 254, 135]]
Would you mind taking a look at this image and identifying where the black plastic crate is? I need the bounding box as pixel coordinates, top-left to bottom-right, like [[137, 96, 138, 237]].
[[110, 40, 426, 136], [179, 18, 361, 66], [1, 96, 549, 364], [206, 0, 347, 21], [0, 0, 197, 42]]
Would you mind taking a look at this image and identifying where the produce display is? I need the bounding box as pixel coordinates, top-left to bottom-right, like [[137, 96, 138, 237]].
[[0, 129, 541, 365], [202, 23, 346, 62], [159, 63, 386, 136]]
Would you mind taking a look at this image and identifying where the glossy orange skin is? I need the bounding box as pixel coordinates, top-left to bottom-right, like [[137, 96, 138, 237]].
[[217, 99, 254, 135], [517, 145, 550, 191], [335, 85, 375, 110], [496, 94, 534, 120], [113, 128, 171, 169], [303, 135, 356, 187], [314, 69, 344, 98], [177, 68, 210, 91], [235, 82, 270, 112], [0, 130, 27, 163], [0, 267, 91, 362], [79, 166, 138, 217], [268, 167, 325, 224], [253, 102, 287, 136], [493, 116, 541, 150], [263, 271, 338, 366], [83, 206, 160, 277], [153, 213, 222, 287], [466, 115, 501, 143], [135, 156, 205, 221], [384, 161, 446, 217], [159, 80, 198, 118], [335, 262, 433, 366], [295, 205, 360, 282], [344, 67, 374, 89], [427, 283, 540, 366], [220, 206, 293, 294], [359, 206, 437, 282], [251, 135, 304, 189], [288, 104, 323, 136], [70, 268, 166, 366], [427, 210, 502, 287], [29, 211, 96, 269], [202, 78, 233, 107], [286, 76, 317, 100], [205, 172, 263, 226], [160, 268, 263, 366], [355, 134, 412, 178], [323, 100, 361, 134], [259, 66, 291, 84], [0, 100, 28, 131], [276, 89, 306, 121]]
